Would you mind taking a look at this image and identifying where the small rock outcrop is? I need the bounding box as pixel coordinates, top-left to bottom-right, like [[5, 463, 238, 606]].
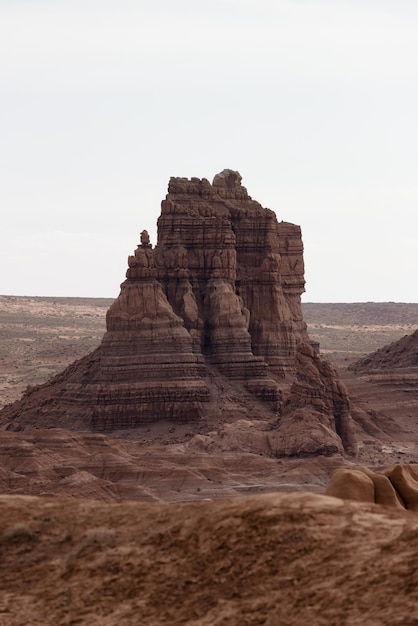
[[0, 171, 356, 457], [279, 343, 357, 456], [325, 464, 418, 510]]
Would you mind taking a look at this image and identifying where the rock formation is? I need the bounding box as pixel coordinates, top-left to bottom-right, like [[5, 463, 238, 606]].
[[155, 170, 308, 377], [325, 463, 418, 510], [0, 170, 356, 457], [93, 227, 210, 429], [278, 343, 357, 456]]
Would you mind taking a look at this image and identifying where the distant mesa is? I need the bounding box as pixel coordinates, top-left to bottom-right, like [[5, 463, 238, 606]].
[[0, 171, 356, 457]]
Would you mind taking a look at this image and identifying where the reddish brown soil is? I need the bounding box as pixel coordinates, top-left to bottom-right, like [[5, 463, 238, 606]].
[[2, 492, 418, 626], [1, 297, 418, 624]]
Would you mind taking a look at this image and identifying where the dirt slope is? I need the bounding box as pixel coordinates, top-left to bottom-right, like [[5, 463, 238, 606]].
[[350, 328, 418, 372], [1, 492, 418, 626]]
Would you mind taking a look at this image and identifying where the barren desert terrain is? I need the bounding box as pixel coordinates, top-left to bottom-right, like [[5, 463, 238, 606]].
[[0, 295, 113, 409], [1, 296, 418, 625], [302, 301, 418, 367], [1, 296, 417, 480], [2, 491, 418, 626]]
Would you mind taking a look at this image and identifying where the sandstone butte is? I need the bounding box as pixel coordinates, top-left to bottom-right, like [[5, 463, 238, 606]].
[[0, 169, 357, 457]]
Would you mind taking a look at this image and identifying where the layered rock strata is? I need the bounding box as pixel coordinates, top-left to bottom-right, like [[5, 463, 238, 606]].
[[157, 171, 308, 377], [93, 230, 210, 429], [0, 170, 356, 457], [279, 343, 357, 456], [94, 170, 309, 424]]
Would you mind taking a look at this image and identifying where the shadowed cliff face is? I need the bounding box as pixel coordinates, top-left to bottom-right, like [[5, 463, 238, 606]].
[[156, 171, 308, 375], [0, 170, 356, 457]]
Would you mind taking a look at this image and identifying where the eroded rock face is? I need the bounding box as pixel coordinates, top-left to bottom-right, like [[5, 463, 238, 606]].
[[279, 344, 357, 457], [0, 171, 356, 457], [157, 173, 308, 375], [93, 171, 311, 428], [92, 171, 311, 425], [94, 235, 210, 429]]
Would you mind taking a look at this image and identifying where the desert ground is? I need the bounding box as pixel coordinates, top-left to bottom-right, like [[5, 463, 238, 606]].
[[1, 296, 417, 480], [302, 301, 418, 368], [3, 491, 418, 626], [0, 295, 113, 410], [1, 296, 418, 625]]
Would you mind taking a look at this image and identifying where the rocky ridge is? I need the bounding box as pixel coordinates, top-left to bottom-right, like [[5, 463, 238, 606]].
[[345, 329, 418, 443], [350, 328, 418, 373], [0, 170, 356, 457], [2, 492, 418, 625], [326, 463, 418, 510]]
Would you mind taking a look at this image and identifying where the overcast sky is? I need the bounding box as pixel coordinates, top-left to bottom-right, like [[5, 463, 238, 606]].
[[1, 0, 417, 302]]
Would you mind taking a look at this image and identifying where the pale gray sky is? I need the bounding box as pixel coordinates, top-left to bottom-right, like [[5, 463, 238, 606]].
[[1, 0, 417, 301]]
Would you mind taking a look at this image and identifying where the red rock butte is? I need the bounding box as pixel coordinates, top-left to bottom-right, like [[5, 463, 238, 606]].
[[99, 169, 307, 421], [0, 170, 357, 457]]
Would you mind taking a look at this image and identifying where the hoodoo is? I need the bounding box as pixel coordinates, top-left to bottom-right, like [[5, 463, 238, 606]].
[[98, 168, 309, 426], [0, 170, 356, 456]]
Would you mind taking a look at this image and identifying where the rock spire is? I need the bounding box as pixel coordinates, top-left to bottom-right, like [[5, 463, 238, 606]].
[[0, 171, 356, 457]]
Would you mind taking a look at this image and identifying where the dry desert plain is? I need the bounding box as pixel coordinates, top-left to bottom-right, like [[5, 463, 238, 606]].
[[1, 296, 418, 625]]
